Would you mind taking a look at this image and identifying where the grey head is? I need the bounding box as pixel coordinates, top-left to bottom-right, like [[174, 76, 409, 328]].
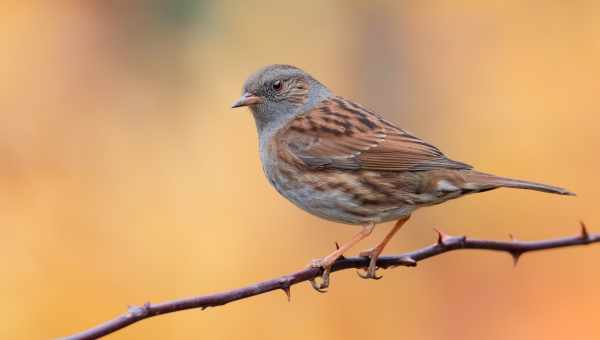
[[232, 64, 332, 135]]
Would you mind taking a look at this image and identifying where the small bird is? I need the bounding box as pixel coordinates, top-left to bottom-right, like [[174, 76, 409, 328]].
[[232, 64, 574, 291]]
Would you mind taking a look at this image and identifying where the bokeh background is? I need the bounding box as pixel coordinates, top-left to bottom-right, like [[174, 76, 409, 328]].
[[2, 1, 599, 339]]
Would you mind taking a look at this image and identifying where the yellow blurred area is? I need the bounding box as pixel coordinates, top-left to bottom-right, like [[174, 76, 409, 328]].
[[1, 1, 599, 339]]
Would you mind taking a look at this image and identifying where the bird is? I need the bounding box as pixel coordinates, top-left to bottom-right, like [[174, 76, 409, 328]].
[[232, 64, 574, 291]]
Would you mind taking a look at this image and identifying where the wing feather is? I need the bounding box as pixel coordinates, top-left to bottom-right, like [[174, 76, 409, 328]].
[[279, 97, 472, 172]]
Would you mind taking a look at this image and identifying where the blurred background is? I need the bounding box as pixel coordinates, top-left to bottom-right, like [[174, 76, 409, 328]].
[[2, 1, 599, 339]]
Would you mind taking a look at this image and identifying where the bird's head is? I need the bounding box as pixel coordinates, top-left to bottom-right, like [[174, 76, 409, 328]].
[[232, 64, 331, 133]]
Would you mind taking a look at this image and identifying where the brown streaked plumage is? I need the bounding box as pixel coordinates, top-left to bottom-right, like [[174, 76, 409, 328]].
[[232, 64, 574, 291], [279, 97, 472, 171]]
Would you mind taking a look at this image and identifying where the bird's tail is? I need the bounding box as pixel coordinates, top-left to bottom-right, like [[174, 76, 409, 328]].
[[462, 171, 575, 196]]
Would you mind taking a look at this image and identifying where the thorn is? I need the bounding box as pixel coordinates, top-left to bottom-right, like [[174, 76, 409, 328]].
[[281, 287, 291, 301], [278, 277, 293, 301], [127, 302, 151, 317], [434, 228, 451, 245], [388, 256, 417, 269], [334, 242, 346, 260], [398, 256, 417, 267], [508, 233, 517, 241], [201, 306, 207, 311], [580, 221, 590, 240], [511, 252, 522, 267]]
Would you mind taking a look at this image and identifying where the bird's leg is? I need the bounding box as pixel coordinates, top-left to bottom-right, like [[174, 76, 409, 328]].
[[309, 222, 375, 292], [358, 216, 410, 280]]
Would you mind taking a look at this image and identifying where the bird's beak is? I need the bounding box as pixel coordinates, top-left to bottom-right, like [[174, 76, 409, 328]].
[[231, 92, 263, 108]]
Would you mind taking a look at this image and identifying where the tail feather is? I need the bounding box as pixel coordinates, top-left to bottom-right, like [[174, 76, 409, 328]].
[[463, 171, 575, 196]]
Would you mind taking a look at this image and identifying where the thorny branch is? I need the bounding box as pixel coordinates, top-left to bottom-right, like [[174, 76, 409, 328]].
[[62, 222, 598, 340]]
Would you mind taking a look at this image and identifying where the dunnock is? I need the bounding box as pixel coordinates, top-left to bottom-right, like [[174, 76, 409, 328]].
[[232, 64, 573, 291]]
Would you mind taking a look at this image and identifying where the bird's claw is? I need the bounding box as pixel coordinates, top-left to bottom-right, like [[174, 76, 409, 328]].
[[357, 248, 384, 280], [356, 266, 383, 280], [309, 269, 331, 292], [308, 259, 332, 292]]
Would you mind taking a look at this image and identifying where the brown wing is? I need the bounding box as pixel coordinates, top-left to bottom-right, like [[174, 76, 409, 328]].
[[279, 97, 472, 172]]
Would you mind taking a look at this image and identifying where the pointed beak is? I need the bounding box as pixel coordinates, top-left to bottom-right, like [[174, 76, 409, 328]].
[[231, 92, 263, 108]]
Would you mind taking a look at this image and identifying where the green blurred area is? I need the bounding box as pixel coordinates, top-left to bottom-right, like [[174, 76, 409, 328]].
[[1, 1, 599, 339]]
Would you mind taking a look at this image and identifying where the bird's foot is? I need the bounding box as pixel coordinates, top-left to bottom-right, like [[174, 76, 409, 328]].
[[357, 247, 383, 280], [306, 223, 377, 292], [308, 258, 333, 293]]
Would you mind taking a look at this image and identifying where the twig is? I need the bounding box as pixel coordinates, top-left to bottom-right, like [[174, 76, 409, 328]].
[[61, 222, 599, 340]]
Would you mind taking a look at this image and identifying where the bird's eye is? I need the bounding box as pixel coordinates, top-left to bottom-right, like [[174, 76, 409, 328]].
[[272, 80, 283, 91]]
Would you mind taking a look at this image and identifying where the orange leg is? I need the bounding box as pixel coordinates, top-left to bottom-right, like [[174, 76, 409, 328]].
[[358, 216, 410, 280], [310, 222, 375, 291]]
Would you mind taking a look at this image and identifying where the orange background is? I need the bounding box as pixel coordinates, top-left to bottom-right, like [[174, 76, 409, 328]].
[[2, 1, 599, 339]]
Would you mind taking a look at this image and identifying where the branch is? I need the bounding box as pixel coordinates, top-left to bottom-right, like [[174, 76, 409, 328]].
[[61, 222, 599, 340]]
